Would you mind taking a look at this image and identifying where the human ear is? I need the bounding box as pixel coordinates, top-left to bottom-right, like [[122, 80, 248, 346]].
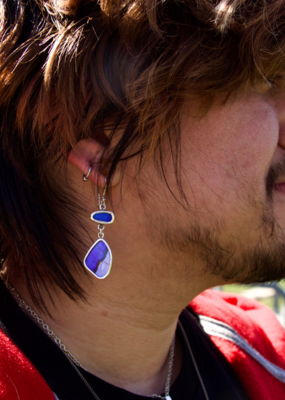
[[67, 138, 121, 188]]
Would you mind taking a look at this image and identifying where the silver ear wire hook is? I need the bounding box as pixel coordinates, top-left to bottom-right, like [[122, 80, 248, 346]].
[[83, 166, 92, 182], [98, 179, 107, 209]]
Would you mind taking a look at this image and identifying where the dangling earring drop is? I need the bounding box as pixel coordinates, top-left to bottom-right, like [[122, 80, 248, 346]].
[[82, 167, 115, 279]]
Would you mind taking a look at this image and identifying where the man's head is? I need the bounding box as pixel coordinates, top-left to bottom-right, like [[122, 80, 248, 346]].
[[1, 0, 285, 309]]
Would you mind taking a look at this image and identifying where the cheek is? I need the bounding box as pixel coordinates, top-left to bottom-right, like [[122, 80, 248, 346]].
[[180, 101, 278, 219]]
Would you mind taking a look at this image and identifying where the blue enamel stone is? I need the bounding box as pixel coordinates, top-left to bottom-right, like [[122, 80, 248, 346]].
[[84, 240, 111, 279], [92, 212, 113, 224]]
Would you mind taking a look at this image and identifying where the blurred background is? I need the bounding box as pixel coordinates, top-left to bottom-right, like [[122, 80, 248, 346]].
[[217, 282, 285, 327]]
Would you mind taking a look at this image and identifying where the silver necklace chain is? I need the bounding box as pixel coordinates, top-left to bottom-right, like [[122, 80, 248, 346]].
[[0, 271, 175, 400], [0, 270, 83, 367]]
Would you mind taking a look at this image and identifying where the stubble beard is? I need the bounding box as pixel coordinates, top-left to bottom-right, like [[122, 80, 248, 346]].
[[165, 203, 285, 285], [162, 160, 285, 285], [199, 206, 285, 284]]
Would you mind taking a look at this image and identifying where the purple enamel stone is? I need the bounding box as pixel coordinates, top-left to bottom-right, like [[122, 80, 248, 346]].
[[85, 240, 111, 279]]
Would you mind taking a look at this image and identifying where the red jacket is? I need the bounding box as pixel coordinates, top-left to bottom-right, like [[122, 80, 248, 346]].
[[191, 290, 285, 400], [1, 290, 285, 400]]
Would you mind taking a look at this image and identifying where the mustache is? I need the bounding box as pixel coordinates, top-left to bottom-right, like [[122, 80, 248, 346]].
[[266, 157, 285, 198]]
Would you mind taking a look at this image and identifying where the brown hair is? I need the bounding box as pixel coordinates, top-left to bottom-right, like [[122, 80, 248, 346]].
[[1, 0, 285, 310]]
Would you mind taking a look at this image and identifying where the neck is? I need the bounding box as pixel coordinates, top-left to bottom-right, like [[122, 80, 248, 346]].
[[8, 269, 187, 396]]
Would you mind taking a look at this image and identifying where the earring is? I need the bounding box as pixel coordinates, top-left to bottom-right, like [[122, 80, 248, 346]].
[[83, 168, 115, 279], [82, 166, 92, 182]]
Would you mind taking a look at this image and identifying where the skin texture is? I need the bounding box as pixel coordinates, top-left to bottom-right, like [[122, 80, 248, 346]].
[[151, 88, 285, 284], [9, 85, 285, 396]]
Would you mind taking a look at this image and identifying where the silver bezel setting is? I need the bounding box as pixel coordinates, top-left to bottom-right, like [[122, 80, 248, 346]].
[[90, 211, 115, 225], [83, 238, 113, 279]]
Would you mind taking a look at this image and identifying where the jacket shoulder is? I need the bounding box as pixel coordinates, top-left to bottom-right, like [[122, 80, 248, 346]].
[[0, 328, 55, 400], [190, 289, 285, 400], [190, 289, 285, 352]]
